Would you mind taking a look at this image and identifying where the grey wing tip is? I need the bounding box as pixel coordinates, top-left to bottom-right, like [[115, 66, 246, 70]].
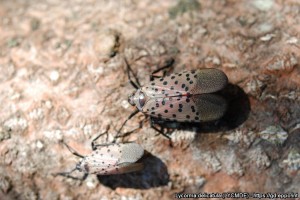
[[120, 143, 145, 163], [211, 68, 228, 88], [194, 94, 228, 122], [196, 68, 229, 94]]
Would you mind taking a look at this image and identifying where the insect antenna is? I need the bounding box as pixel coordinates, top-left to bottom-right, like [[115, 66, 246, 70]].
[[53, 143, 88, 180], [62, 142, 84, 158], [53, 168, 88, 181], [124, 57, 141, 89]]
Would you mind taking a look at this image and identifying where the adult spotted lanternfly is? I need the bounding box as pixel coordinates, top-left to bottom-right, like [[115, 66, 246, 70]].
[[55, 131, 144, 180], [118, 58, 228, 136]]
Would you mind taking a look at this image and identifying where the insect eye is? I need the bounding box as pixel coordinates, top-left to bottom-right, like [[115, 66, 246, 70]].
[[76, 163, 82, 172], [138, 92, 146, 108], [128, 93, 136, 106]]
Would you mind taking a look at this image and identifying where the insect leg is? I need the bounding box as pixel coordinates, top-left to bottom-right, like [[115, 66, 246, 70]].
[[115, 126, 142, 142], [91, 126, 110, 150], [63, 142, 84, 158], [150, 123, 173, 147], [150, 118, 174, 145], [124, 57, 141, 89], [114, 115, 147, 141], [150, 58, 175, 81], [150, 123, 171, 140], [115, 109, 139, 140]]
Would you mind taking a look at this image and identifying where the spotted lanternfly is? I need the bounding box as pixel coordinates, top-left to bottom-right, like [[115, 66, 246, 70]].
[[55, 134, 144, 180], [117, 58, 228, 138], [128, 68, 228, 122]]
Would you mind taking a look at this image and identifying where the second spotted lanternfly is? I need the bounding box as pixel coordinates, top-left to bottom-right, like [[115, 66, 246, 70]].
[[55, 133, 145, 180]]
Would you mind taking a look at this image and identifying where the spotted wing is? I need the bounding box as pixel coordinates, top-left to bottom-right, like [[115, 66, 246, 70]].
[[85, 143, 144, 175], [142, 94, 227, 122], [143, 69, 228, 97]]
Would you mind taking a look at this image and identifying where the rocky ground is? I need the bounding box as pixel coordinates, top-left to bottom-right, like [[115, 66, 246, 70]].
[[0, 0, 299, 199]]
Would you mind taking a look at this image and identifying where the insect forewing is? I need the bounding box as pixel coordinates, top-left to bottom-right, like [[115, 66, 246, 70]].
[[143, 93, 227, 122], [83, 143, 144, 175], [143, 69, 228, 97]]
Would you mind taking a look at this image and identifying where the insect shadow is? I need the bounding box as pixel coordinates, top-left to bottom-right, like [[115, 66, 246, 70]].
[[97, 152, 169, 189], [151, 83, 251, 133]]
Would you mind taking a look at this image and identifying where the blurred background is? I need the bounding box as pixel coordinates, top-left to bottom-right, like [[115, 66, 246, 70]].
[[0, 0, 299, 199]]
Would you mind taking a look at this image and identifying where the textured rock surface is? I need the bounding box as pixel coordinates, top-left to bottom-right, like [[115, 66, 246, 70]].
[[0, 0, 299, 199]]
